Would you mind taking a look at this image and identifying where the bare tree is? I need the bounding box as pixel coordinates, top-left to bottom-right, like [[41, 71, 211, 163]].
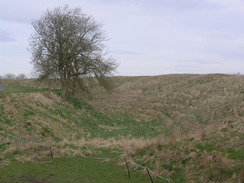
[[29, 5, 117, 99], [4, 73, 16, 79], [16, 73, 27, 79]]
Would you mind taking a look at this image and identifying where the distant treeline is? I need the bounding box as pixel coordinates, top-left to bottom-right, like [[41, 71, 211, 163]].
[[0, 73, 28, 79], [0, 72, 242, 80]]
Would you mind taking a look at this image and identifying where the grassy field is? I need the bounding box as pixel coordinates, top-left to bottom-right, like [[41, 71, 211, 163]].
[[0, 74, 243, 182], [0, 156, 161, 183]]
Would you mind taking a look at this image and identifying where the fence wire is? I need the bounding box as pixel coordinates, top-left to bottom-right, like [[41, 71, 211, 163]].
[[128, 159, 171, 183], [0, 131, 171, 183]]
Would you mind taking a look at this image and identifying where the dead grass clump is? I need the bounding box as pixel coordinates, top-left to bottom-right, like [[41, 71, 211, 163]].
[[2, 140, 56, 162], [30, 92, 61, 106], [201, 151, 213, 169], [56, 137, 168, 159], [15, 154, 35, 163], [57, 147, 83, 157], [168, 136, 177, 146], [212, 151, 232, 168], [0, 159, 10, 168], [1, 94, 19, 115], [123, 137, 239, 183], [20, 174, 47, 183]]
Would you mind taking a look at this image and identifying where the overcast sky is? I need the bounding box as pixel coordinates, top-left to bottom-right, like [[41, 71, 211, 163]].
[[0, 0, 244, 76]]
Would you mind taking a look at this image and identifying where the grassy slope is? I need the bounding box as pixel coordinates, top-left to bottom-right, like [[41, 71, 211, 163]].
[[90, 74, 243, 134], [0, 90, 163, 141], [0, 74, 243, 183], [88, 74, 244, 182]]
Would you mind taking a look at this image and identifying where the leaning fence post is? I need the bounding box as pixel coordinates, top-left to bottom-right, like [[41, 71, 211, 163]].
[[1, 134, 7, 143], [125, 158, 131, 178], [146, 168, 154, 183], [49, 147, 53, 159]]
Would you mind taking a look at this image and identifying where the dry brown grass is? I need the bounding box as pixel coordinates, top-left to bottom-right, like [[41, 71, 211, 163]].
[[0, 158, 10, 168], [2, 74, 243, 139], [2, 136, 157, 161], [89, 74, 244, 135], [0, 92, 84, 141], [3, 140, 54, 162], [57, 137, 156, 149], [123, 139, 240, 183]]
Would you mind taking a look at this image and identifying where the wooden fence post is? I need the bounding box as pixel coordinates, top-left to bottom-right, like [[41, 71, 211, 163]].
[[146, 168, 154, 183], [125, 158, 131, 178], [49, 147, 53, 159]]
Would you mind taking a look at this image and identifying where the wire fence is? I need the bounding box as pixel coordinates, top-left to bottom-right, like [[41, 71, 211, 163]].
[[0, 131, 171, 183]]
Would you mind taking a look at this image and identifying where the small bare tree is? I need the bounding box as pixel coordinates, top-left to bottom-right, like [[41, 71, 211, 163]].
[[16, 73, 27, 79], [29, 6, 117, 99], [4, 73, 16, 79]]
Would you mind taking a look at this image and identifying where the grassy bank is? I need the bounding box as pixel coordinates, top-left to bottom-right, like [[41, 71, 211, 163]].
[[0, 74, 243, 182]]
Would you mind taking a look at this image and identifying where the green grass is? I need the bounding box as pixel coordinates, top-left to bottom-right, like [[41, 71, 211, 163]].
[[0, 157, 161, 183], [43, 98, 167, 139], [0, 85, 61, 96], [226, 149, 244, 160], [195, 141, 244, 161]]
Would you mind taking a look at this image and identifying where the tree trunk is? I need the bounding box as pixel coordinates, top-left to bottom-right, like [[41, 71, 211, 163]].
[[61, 80, 69, 99]]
